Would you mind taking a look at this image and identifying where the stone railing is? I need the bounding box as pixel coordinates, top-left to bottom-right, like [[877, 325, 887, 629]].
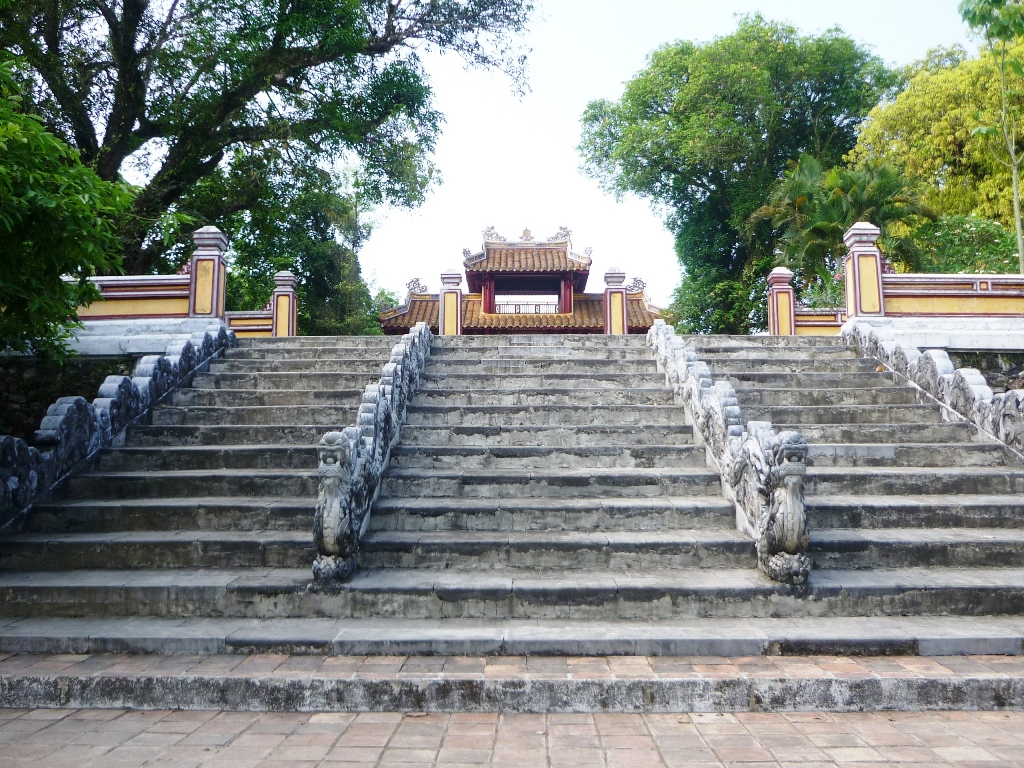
[[647, 320, 811, 584], [0, 324, 236, 533], [843, 320, 1024, 455], [312, 322, 433, 585]]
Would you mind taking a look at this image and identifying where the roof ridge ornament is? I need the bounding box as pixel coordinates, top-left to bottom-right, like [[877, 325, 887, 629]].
[[482, 226, 505, 241], [520, 228, 534, 241], [549, 226, 571, 242], [626, 277, 647, 293], [406, 278, 428, 294]]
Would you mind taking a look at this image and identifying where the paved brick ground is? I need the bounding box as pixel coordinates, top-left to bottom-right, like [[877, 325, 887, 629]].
[[0, 707, 1022, 767]]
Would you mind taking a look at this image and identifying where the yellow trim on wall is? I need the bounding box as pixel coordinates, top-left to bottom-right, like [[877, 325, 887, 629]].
[[194, 260, 214, 315], [886, 295, 1024, 315], [233, 330, 273, 338], [610, 294, 625, 335], [227, 317, 272, 327], [443, 292, 459, 335], [796, 325, 841, 336], [858, 254, 880, 313], [274, 294, 290, 336], [776, 293, 792, 336], [78, 297, 189, 317]]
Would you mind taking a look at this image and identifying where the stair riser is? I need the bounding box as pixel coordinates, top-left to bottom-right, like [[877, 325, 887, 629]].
[[431, 361, 659, 375], [405, 407, 688, 427], [98, 447, 317, 472], [740, 389, 920, 407], [430, 349, 656, 362], [708, 359, 880, 374], [433, 336, 650, 349], [697, 348, 857, 361], [728, 373, 897, 389], [810, 541, 1024, 569], [807, 474, 1024, 496], [807, 444, 1012, 468], [420, 374, 667, 390], [126, 426, 324, 447], [192, 373, 381, 391], [411, 390, 674, 407], [0, 541, 313, 570], [172, 390, 363, 407], [379, 475, 721, 499], [152, 406, 357, 426], [65, 475, 319, 499], [388, 447, 706, 470], [237, 337, 398, 349], [397, 426, 695, 448], [746, 406, 939, 425], [778, 423, 978, 444], [223, 349, 393, 361], [208, 360, 387, 373], [26, 503, 314, 533], [807, 502, 1024, 529]]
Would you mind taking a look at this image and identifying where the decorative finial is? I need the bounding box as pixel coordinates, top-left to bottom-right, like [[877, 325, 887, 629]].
[[462, 248, 472, 257], [406, 278, 428, 294], [520, 228, 534, 241], [625, 277, 647, 293], [583, 247, 593, 259], [550, 226, 571, 241], [482, 226, 504, 241]]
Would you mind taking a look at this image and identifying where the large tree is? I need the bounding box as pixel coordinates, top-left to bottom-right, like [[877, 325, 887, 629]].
[[1, 0, 532, 274], [579, 16, 895, 333]]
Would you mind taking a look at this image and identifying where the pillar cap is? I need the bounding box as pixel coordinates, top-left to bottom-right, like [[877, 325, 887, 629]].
[[767, 266, 794, 286], [843, 221, 881, 250], [604, 267, 626, 287], [273, 270, 297, 290], [192, 226, 229, 254], [440, 270, 462, 288]]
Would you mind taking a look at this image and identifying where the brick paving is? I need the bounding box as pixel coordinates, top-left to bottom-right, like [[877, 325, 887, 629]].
[[0, 707, 1022, 767]]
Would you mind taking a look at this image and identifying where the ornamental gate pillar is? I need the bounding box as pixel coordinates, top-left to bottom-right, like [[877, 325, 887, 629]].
[[439, 269, 463, 335], [604, 267, 628, 335], [271, 271, 298, 336], [188, 226, 228, 319], [767, 266, 796, 335], [843, 222, 885, 319]]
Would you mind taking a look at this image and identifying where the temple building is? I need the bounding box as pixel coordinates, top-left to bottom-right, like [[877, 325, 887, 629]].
[[379, 227, 660, 335]]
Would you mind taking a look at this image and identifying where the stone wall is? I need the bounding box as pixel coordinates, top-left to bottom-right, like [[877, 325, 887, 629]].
[[0, 356, 135, 442], [948, 352, 1024, 394]]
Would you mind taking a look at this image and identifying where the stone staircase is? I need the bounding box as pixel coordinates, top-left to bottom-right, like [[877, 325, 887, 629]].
[[0, 333, 1023, 657]]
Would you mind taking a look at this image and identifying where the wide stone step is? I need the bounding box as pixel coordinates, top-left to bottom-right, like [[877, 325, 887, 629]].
[[807, 442, 1014, 468], [152, 404, 357, 426], [379, 468, 722, 499], [398, 424, 695, 447], [223, 347, 393, 361], [697, 347, 857, 360], [65, 470, 319, 499], [738, 387, 919, 407], [369, 497, 736, 532], [707, 357, 880, 374], [419, 372, 667, 390], [410, 387, 674, 407], [405, 404, 687, 427], [430, 347, 656, 361], [0, 531, 313, 570], [127, 424, 325, 447], [726, 371, 897, 389], [191, 372, 382, 391], [236, 336, 397, 349], [433, 335, 649, 349], [809, 528, 1024, 569], [745, 404, 940, 425], [807, 494, 1024, 529], [774, 421, 978, 444], [208, 359, 388, 373], [97, 445, 319, 472], [805, 467, 1024, 496], [431, 359, 659, 375], [360, 530, 755, 570], [26, 497, 315, 533], [389, 444, 706, 470], [683, 335, 852, 349], [172, 388, 364, 407]]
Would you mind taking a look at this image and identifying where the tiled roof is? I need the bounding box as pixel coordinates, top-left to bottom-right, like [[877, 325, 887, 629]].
[[378, 293, 658, 334], [464, 246, 591, 273]]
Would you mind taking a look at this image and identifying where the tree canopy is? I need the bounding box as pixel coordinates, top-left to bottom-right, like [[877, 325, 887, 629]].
[[579, 15, 895, 333]]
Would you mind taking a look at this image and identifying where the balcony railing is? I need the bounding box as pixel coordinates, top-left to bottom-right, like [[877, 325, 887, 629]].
[[494, 303, 559, 314]]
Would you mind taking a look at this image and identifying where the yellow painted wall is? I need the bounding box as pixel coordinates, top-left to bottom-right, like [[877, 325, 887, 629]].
[[610, 294, 625, 334], [233, 330, 273, 338], [443, 292, 459, 335], [858, 255, 880, 313], [796, 325, 841, 336], [78, 297, 189, 318], [886, 295, 1024, 315], [227, 317, 272, 327]]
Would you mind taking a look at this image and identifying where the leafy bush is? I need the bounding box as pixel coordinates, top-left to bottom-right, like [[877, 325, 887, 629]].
[[913, 215, 1019, 274]]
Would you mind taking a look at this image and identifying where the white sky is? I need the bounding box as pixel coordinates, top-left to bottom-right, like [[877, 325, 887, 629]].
[[359, 0, 975, 307]]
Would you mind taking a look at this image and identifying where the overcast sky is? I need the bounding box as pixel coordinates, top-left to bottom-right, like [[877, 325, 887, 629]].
[[359, 1, 975, 306]]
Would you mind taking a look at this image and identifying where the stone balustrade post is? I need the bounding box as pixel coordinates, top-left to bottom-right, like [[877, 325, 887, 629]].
[[767, 266, 796, 336], [843, 222, 885, 319], [439, 270, 463, 335], [271, 271, 298, 337], [188, 226, 228, 319], [603, 267, 628, 335]]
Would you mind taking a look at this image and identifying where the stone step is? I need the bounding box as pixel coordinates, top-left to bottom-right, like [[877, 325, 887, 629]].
[[207, 359, 388, 373], [2, 566, 1023, 619], [807, 494, 1024, 529], [172, 388, 364, 407], [359, 530, 755, 570], [707, 357, 881, 374], [410, 387, 674, 407], [404, 404, 687, 427], [697, 347, 857, 360], [431, 359, 659, 375], [807, 442, 1014, 468], [379, 467, 722, 499], [26, 497, 315, 533], [725, 371, 897, 389], [774, 421, 979, 444], [1, 617, 1022, 658], [809, 528, 1024, 569], [432, 335, 649, 349], [738, 387, 920, 407], [398, 424, 695, 447], [745, 404, 941, 425], [369, 497, 736, 532], [223, 347, 394, 361], [152, 404, 357, 426], [419, 372, 668, 390], [389, 444, 706, 470], [65, 470, 319, 499], [683, 335, 851, 349], [236, 336, 397, 348], [191, 371, 383, 391], [126, 424, 325, 447], [430, 347, 656, 361], [805, 466, 1024, 496], [97, 445, 318, 472], [0, 531, 313, 570]]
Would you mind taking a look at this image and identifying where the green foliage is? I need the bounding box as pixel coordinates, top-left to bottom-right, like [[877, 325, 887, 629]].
[[0, 57, 132, 360], [579, 15, 894, 333], [799, 275, 846, 309], [914, 214, 1019, 273]]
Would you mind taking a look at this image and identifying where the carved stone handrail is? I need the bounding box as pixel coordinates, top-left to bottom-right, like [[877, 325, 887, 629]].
[[312, 321, 433, 585], [0, 324, 236, 534], [842, 320, 1024, 455], [647, 320, 811, 584]]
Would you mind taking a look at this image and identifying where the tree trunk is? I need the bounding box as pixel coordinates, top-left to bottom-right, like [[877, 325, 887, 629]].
[[1014, 161, 1024, 274]]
